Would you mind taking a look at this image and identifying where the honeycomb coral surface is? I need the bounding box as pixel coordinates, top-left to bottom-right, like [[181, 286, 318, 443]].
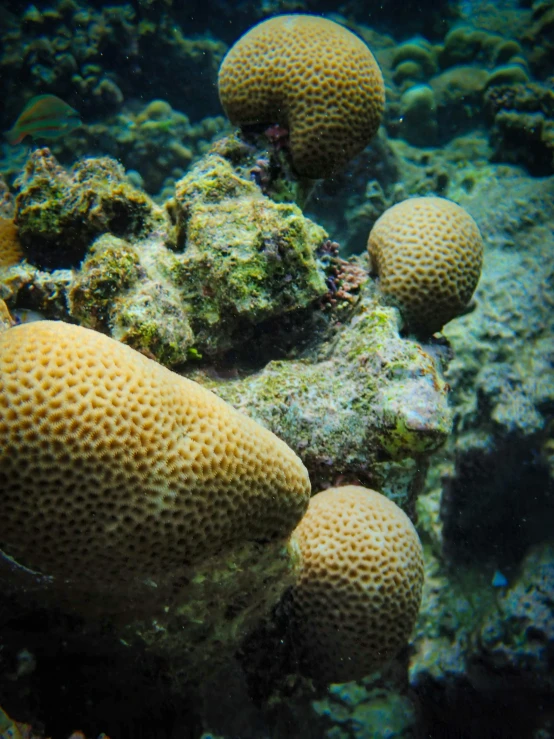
[[0, 218, 23, 268], [218, 15, 385, 179], [368, 197, 483, 335], [291, 485, 424, 683], [0, 321, 311, 606]]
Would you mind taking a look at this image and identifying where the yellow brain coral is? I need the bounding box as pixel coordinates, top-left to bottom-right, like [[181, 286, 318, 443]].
[[218, 14, 385, 179], [290, 485, 424, 683], [368, 197, 483, 335], [0, 217, 23, 267], [0, 321, 311, 603]]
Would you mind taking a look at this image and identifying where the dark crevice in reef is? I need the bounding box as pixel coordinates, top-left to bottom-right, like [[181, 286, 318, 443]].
[[441, 436, 554, 566]]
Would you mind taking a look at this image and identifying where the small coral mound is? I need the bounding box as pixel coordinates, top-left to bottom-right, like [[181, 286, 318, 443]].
[[0, 321, 311, 608], [218, 15, 385, 179], [290, 485, 424, 683], [0, 217, 24, 267], [368, 197, 483, 335]]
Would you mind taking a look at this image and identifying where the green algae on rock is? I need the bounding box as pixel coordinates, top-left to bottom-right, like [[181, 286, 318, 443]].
[[190, 284, 451, 511], [165, 154, 329, 354], [68, 233, 196, 366], [14, 148, 164, 270], [3, 148, 332, 365]]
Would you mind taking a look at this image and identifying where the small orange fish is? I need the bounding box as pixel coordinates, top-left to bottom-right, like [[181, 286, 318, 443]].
[[5, 94, 81, 145]]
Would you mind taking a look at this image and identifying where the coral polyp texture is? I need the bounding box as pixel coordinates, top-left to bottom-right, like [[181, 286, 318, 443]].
[[0, 218, 23, 268], [368, 197, 484, 335], [0, 320, 311, 611], [218, 14, 385, 179], [290, 485, 424, 684]]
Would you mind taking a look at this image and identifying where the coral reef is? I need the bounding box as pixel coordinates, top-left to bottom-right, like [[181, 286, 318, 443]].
[[1, 1, 552, 735], [0, 320, 310, 606], [408, 537, 554, 737], [218, 15, 385, 178], [290, 486, 424, 683], [485, 81, 554, 175], [59, 101, 228, 197], [477, 542, 554, 695], [368, 197, 483, 336], [14, 148, 163, 270], [0, 216, 23, 267], [0, 2, 226, 127], [436, 171, 554, 565], [521, 0, 554, 79], [0, 143, 452, 513], [189, 285, 452, 507]]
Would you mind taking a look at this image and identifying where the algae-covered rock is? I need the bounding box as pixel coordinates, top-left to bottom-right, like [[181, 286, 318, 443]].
[[485, 81, 554, 175], [191, 286, 451, 511], [430, 172, 554, 564], [68, 233, 195, 366], [165, 154, 329, 354], [4, 148, 331, 364], [14, 148, 164, 270], [477, 542, 554, 695]]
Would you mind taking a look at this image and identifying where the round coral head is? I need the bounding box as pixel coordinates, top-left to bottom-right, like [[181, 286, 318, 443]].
[[218, 14, 385, 179], [290, 485, 424, 683], [368, 196, 484, 335]]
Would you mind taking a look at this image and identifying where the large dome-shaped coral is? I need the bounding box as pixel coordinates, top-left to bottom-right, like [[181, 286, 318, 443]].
[[218, 15, 385, 179], [0, 320, 311, 609]]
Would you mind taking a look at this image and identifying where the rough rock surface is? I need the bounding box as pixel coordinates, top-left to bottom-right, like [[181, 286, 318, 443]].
[[437, 171, 554, 564]]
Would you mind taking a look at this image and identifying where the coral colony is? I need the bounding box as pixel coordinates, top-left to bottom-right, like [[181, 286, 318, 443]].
[[0, 4, 553, 738]]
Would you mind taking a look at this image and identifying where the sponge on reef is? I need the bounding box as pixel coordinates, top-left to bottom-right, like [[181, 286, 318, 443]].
[[368, 196, 483, 335], [290, 485, 424, 683], [0, 321, 311, 606], [218, 15, 385, 179]]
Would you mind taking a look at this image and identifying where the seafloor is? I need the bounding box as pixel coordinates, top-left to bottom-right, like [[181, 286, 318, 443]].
[[0, 0, 553, 737]]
